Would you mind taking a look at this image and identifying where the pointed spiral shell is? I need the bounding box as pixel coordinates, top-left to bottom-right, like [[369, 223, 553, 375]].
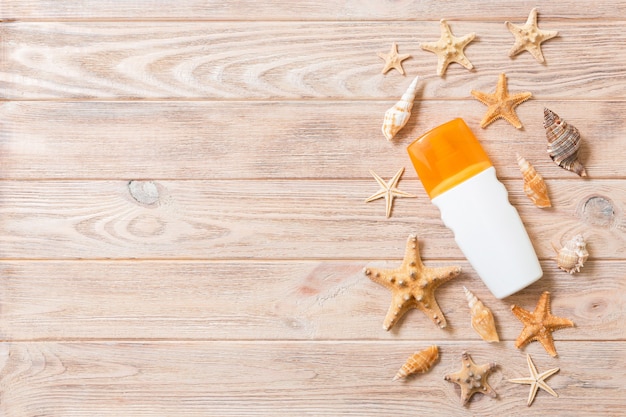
[[464, 286, 499, 343], [555, 234, 589, 274], [382, 76, 420, 141], [516, 154, 551, 208], [544, 108, 587, 177], [393, 345, 438, 381]]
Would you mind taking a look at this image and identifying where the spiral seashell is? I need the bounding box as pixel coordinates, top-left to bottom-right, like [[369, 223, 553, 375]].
[[393, 345, 438, 381], [544, 108, 587, 177], [516, 154, 551, 208], [464, 286, 499, 343], [382, 75, 420, 141], [553, 234, 589, 274]]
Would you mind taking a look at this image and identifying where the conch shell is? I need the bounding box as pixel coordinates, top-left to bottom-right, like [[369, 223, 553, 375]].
[[393, 345, 438, 381], [382, 75, 420, 141], [544, 108, 587, 177], [516, 154, 551, 208], [553, 234, 589, 274], [464, 286, 499, 343]]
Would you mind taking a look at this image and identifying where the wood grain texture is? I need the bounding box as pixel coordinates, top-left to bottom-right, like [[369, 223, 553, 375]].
[[0, 341, 623, 416], [0, 179, 623, 260], [1, 100, 621, 180], [1, 21, 625, 99], [2, 0, 626, 20], [1, 1, 625, 415], [0, 260, 623, 341]]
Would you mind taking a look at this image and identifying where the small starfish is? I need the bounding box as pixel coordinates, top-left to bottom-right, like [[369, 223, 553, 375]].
[[364, 234, 461, 330], [377, 42, 411, 75], [505, 8, 558, 63], [471, 73, 532, 129], [509, 354, 559, 406], [444, 351, 498, 406], [511, 291, 575, 357], [365, 167, 416, 218], [420, 19, 475, 76]]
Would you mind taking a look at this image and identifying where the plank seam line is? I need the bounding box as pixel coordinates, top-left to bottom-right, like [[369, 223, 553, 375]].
[[1, 177, 622, 181], [2, 98, 625, 103], [2, 17, 625, 23], [1, 258, 624, 263], [0, 339, 622, 343]]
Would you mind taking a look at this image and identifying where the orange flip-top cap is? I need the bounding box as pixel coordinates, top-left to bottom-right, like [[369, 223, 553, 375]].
[[407, 118, 492, 199]]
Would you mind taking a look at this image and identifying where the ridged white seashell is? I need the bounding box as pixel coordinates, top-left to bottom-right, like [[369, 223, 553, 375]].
[[553, 234, 589, 274], [544, 108, 587, 177], [516, 154, 551, 208], [464, 286, 499, 343], [393, 345, 438, 381], [382, 76, 420, 141]]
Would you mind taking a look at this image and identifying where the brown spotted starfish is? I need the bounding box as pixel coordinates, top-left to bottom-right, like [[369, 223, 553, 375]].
[[377, 42, 411, 75], [444, 351, 498, 406], [511, 291, 575, 357], [363, 234, 461, 330], [505, 8, 558, 63], [471, 73, 532, 129], [420, 19, 475, 76], [509, 354, 559, 406]]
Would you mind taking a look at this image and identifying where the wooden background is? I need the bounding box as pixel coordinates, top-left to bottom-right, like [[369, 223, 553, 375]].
[[1, 1, 625, 415]]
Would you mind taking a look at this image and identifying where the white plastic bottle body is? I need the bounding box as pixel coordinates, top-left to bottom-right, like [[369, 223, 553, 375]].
[[431, 167, 542, 299]]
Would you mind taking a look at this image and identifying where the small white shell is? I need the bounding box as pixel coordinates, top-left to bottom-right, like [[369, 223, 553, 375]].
[[554, 234, 588, 274], [464, 286, 499, 343], [382, 76, 420, 141]]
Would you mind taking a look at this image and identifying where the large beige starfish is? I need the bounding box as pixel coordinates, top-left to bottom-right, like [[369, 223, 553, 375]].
[[364, 234, 461, 330], [365, 167, 416, 218], [471, 73, 532, 129], [511, 291, 575, 357], [420, 19, 475, 76], [377, 42, 411, 75], [509, 354, 559, 406], [444, 351, 498, 406], [505, 8, 558, 63]]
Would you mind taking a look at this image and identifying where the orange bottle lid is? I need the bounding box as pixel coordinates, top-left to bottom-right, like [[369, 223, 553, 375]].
[[407, 118, 493, 199]]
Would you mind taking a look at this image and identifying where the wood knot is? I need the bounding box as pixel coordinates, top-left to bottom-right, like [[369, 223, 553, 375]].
[[579, 195, 616, 228], [128, 180, 160, 206], [586, 299, 607, 317]]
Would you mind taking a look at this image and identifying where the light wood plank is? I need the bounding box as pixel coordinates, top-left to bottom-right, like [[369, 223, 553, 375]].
[[0, 341, 623, 416], [1, 21, 625, 99], [0, 179, 623, 260], [0, 100, 620, 180], [0, 260, 623, 341], [2, 1, 625, 20]]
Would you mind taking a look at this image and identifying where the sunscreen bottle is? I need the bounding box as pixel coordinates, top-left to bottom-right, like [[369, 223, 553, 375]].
[[407, 118, 542, 298]]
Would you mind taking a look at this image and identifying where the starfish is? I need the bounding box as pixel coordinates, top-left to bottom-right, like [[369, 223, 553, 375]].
[[420, 19, 475, 76], [377, 42, 411, 75], [471, 73, 532, 129], [365, 167, 416, 218], [509, 354, 560, 406], [444, 351, 498, 406], [363, 234, 461, 330], [505, 8, 558, 63], [511, 291, 575, 357]]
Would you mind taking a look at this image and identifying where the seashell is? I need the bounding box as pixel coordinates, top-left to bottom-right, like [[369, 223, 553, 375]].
[[544, 108, 587, 177], [393, 345, 438, 381], [516, 154, 551, 208], [464, 286, 499, 343], [553, 234, 589, 274], [382, 75, 420, 141]]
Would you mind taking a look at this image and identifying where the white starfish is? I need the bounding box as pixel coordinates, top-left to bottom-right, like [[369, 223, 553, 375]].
[[365, 167, 416, 218], [509, 354, 560, 406]]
